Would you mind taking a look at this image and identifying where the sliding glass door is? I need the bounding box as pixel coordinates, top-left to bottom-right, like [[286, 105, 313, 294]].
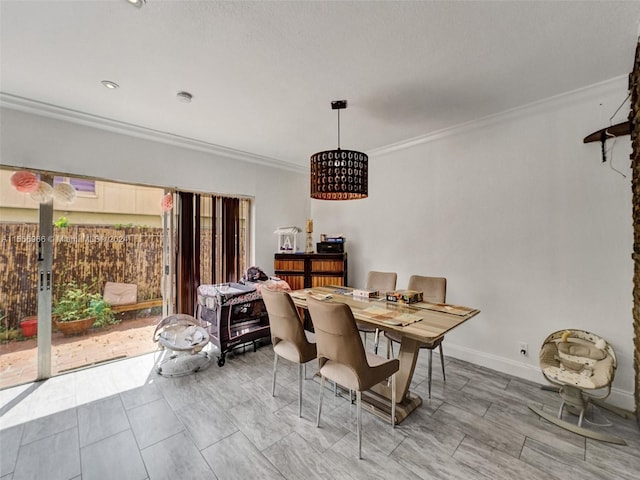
[[36, 174, 54, 379], [0, 168, 253, 389], [0, 171, 49, 386], [0, 167, 165, 387]]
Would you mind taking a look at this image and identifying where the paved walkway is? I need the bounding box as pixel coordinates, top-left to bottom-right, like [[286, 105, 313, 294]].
[[0, 315, 161, 389]]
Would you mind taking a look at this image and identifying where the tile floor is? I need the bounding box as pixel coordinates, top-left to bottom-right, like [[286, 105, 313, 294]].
[[1, 340, 639, 480]]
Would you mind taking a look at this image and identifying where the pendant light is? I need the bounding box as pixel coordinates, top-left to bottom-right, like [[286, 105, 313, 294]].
[[310, 100, 368, 200]]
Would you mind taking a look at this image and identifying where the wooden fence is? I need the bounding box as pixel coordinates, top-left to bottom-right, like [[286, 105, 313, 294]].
[[0, 224, 163, 330]]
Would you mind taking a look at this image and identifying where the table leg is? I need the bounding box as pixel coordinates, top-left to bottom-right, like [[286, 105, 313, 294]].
[[362, 335, 422, 423]]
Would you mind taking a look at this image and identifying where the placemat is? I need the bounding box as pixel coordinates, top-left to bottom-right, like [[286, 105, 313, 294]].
[[412, 302, 475, 316], [360, 306, 422, 326], [290, 290, 312, 301], [290, 291, 332, 302]]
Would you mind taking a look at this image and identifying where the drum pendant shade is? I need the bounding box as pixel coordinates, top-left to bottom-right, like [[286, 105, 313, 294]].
[[310, 100, 368, 200]]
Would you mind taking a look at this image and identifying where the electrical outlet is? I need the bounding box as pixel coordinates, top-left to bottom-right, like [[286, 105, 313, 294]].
[[519, 342, 528, 357]]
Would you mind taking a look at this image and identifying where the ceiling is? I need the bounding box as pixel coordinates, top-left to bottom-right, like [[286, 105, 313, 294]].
[[1, 1, 639, 170]]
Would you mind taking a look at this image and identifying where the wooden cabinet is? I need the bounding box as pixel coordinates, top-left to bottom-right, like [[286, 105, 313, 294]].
[[274, 253, 348, 290]]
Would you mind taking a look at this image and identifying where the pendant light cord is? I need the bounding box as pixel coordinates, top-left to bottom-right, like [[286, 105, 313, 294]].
[[337, 109, 341, 150]]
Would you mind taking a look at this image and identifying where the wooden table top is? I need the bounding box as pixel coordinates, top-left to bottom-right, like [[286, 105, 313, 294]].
[[289, 286, 480, 343]]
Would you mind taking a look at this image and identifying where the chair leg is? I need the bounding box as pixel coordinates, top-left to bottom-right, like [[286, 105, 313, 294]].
[[439, 343, 446, 382], [317, 375, 325, 427], [298, 363, 303, 418], [428, 349, 433, 399], [356, 390, 362, 459], [578, 407, 586, 428], [391, 373, 396, 430], [373, 328, 380, 354], [558, 400, 566, 419], [272, 353, 278, 397]]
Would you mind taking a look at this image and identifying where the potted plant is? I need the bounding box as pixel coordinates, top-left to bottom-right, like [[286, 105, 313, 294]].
[[20, 315, 38, 338], [53, 281, 117, 336]]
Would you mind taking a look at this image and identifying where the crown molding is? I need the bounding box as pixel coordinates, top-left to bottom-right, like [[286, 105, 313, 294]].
[[2, 75, 628, 169], [0, 93, 307, 174], [369, 75, 629, 158]]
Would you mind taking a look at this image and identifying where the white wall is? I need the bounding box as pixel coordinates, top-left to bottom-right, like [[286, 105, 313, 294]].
[[0, 107, 308, 275], [312, 76, 635, 410]]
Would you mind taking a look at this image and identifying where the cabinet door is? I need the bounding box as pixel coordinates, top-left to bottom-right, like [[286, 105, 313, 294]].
[[274, 258, 305, 272], [274, 257, 306, 290], [311, 276, 345, 287], [278, 274, 305, 290], [310, 257, 345, 287]]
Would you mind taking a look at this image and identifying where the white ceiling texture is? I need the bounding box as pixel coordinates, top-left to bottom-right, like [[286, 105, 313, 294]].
[[1, 1, 639, 170]]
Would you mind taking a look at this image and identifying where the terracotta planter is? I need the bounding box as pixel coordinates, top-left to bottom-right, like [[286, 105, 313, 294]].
[[54, 317, 95, 336], [20, 316, 38, 337]]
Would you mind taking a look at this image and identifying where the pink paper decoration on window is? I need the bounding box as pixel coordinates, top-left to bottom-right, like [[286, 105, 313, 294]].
[[161, 193, 174, 212], [10, 171, 39, 193]]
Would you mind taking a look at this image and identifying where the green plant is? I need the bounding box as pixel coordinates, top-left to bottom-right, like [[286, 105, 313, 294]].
[[54, 216, 69, 228], [53, 281, 118, 327], [114, 223, 135, 229], [0, 328, 20, 342]]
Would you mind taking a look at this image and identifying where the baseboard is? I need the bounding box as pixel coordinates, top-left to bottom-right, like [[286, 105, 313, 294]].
[[444, 343, 636, 414]]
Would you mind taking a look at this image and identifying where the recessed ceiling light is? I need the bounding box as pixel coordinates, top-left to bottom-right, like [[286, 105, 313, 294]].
[[176, 91, 193, 103], [101, 80, 119, 89], [126, 0, 145, 7]]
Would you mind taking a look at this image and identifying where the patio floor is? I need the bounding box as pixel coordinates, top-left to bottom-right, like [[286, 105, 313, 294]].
[[0, 315, 162, 390]]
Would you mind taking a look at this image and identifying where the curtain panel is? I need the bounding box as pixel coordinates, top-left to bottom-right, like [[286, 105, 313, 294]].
[[222, 197, 241, 283], [176, 192, 244, 315], [176, 192, 199, 315]]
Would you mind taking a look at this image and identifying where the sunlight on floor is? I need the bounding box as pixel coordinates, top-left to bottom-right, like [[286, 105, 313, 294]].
[[0, 347, 205, 430]]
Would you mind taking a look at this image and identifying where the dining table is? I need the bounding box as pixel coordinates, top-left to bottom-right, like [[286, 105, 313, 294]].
[[289, 285, 480, 423]]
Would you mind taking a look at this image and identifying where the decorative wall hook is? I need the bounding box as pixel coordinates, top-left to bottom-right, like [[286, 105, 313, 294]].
[[583, 121, 631, 162]]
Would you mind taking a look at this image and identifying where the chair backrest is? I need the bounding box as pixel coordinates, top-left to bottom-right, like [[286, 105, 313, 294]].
[[407, 275, 446, 303], [261, 288, 310, 349], [307, 296, 368, 375], [365, 271, 397, 292]]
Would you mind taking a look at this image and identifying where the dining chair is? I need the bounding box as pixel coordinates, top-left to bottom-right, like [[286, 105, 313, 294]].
[[357, 271, 397, 354], [261, 288, 317, 417], [307, 296, 399, 459], [385, 275, 446, 398]]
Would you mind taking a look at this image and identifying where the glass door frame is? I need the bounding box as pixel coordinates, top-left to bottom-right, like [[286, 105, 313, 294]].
[[36, 174, 53, 380]]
